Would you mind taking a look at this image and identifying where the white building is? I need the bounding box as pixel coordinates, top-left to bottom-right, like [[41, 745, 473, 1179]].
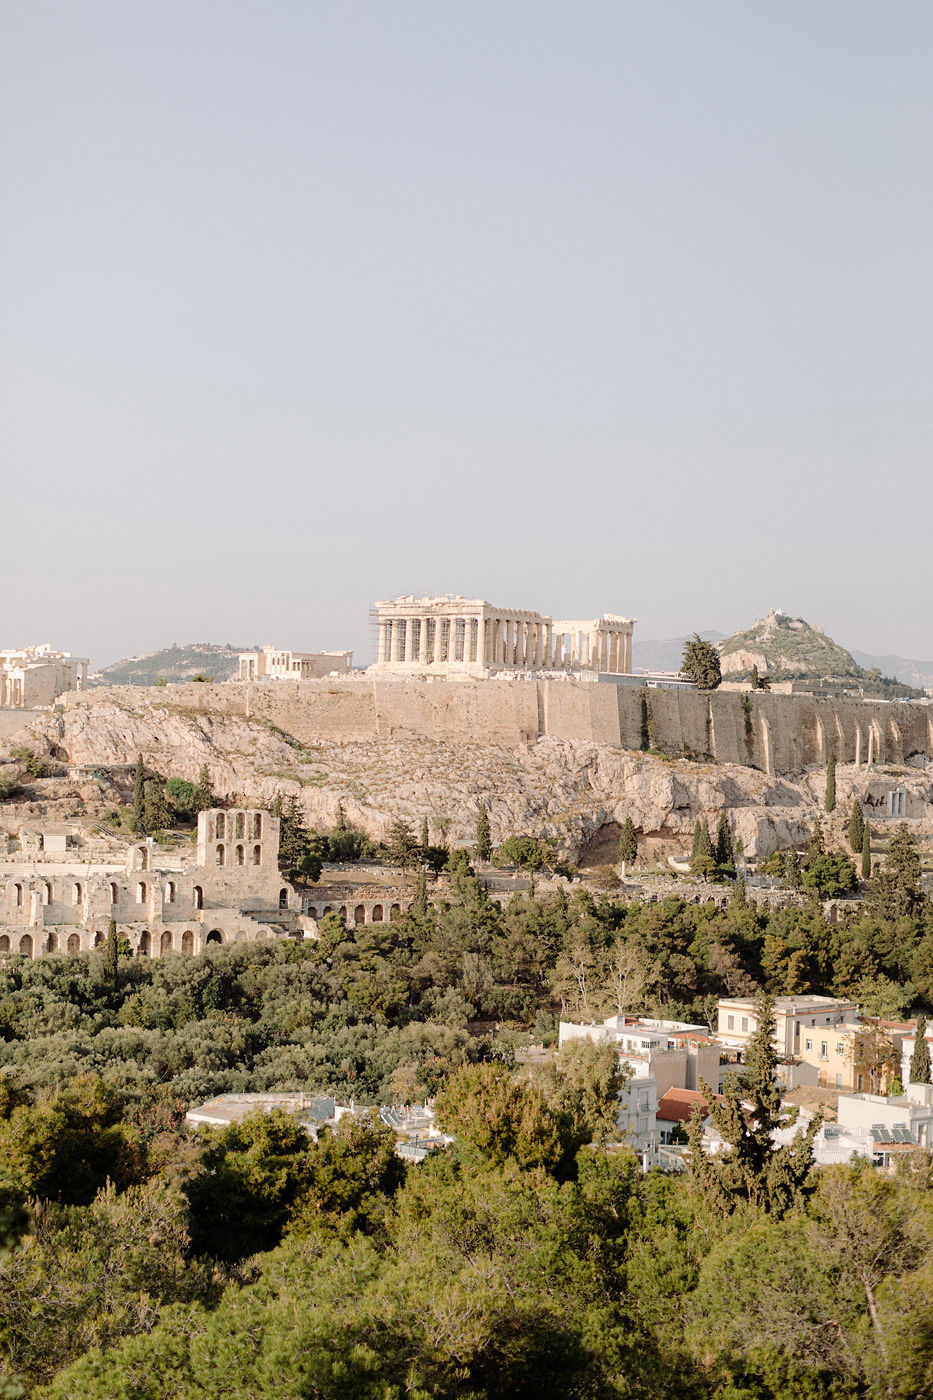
[[716, 995, 860, 1059], [237, 646, 353, 681], [0, 645, 88, 708]]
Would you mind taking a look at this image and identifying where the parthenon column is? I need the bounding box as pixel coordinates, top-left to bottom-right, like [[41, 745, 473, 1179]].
[[476, 616, 487, 669], [378, 619, 388, 664], [432, 618, 443, 665], [419, 616, 430, 665], [404, 619, 414, 663], [389, 620, 401, 663], [623, 632, 632, 673]]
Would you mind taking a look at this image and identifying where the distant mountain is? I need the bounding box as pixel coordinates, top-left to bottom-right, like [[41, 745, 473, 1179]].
[[850, 649, 933, 692], [92, 643, 250, 686], [719, 610, 859, 679], [633, 632, 725, 674]]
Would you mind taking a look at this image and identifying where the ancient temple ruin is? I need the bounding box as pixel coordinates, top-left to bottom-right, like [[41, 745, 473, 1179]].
[[370, 596, 634, 676]]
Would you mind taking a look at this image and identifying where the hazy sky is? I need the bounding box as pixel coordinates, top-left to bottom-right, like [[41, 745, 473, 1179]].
[[3, 2, 931, 668]]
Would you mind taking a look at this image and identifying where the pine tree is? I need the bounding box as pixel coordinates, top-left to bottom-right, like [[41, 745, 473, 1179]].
[[691, 820, 716, 879], [909, 1014, 931, 1085], [861, 822, 871, 880], [784, 849, 801, 890], [193, 764, 214, 812], [132, 755, 146, 825], [824, 750, 836, 813], [277, 797, 308, 874], [385, 819, 419, 870], [848, 798, 865, 853], [105, 918, 119, 988], [714, 813, 733, 867], [618, 817, 638, 866], [142, 780, 172, 833], [474, 804, 492, 863], [681, 634, 722, 691]]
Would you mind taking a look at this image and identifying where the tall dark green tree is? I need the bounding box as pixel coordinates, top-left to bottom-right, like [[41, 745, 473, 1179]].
[[847, 798, 865, 853], [142, 780, 172, 833], [132, 755, 145, 826], [783, 849, 801, 889], [618, 817, 638, 867], [420, 816, 430, 852], [690, 819, 716, 879], [861, 821, 871, 880], [276, 796, 307, 875], [807, 816, 824, 860], [104, 918, 119, 988], [869, 822, 924, 917], [908, 1014, 930, 1085], [384, 819, 419, 870], [681, 633, 722, 691], [413, 869, 428, 917], [713, 813, 733, 867], [193, 764, 214, 812], [474, 804, 492, 863], [824, 750, 836, 813]]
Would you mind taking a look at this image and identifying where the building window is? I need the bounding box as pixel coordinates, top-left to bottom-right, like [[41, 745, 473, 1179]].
[[252, 844, 261, 865], [835, 1074, 843, 1088], [820, 1042, 828, 1059], [215, 814, 225, 840], [137, 883, 147, 903], [857, 1074, 864, 1091], [110, 882, 118, 904], [805, 1039, 812, 1051], [14, 884, 22, 907], [216, 845, 225, 866], [727, 1015, 734, 1030], [166, 881, 176, 904], [741, 1017, 748, 1032], [836, 1043, 844, 1055], [73, 882, 82, 904]]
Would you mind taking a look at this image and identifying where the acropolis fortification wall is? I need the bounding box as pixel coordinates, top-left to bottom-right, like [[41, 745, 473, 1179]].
[[69, 679, 933, 776]]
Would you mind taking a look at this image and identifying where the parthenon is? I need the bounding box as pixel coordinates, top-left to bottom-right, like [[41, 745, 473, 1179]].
[[371, 596, 634, 676]]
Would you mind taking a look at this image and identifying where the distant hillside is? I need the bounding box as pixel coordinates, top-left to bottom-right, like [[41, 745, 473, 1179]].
[[719, 610, 859, 679], [633, 632, 725, 673], [91, 643, 250, 686], [850, 649, 933, 692]]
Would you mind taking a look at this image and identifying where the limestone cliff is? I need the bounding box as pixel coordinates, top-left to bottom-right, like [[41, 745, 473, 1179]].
[[6, 693, 932, 862]]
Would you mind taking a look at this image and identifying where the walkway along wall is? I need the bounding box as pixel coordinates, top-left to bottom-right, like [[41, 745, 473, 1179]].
[[69, 681, 933, 776]]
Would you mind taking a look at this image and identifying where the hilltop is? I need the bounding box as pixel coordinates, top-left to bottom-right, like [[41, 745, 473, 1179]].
[[91, 643, 250, 686], [719, 611, 922, 698]]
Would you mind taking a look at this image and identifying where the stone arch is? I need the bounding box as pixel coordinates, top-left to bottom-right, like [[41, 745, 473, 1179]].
[[14, 883, 22, 907], [279, 888, 289, 910], [372, 904, 384, 922], [322, 905, 333, 916], [73, 882, 82, 905], [235, 844, 245, 866], [253, 814, 262, 839], [206, 929, 223, 944], [235, 812, 245, 839], [182, 930, 194, 955], [137, 882, 147, 903], [252, 844, 261, 865], [165, 880, 176, 904], [338, 905, 348, 921], [216, 844, 225, 866], [160, 930, 173, 955], [94, 931, 104, 946], [0, 935, 9, 953], [215, 813, 225, 840], [67, 932, 80, 955], [307, 905, 318, 919], [194, 886, 203, 910], [390, 903, 401, 919], [42, 882, 51, 905], [110, 882, 118, 904], [138, 930, 150, 956], [136, 845, 149, 870], [47, 932, 58, 953], [19, 934, 32, 957], [354, 904, 366, 924]]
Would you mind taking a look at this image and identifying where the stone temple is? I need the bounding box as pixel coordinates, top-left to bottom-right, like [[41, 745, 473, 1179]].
[[371, 596, 634, 677]]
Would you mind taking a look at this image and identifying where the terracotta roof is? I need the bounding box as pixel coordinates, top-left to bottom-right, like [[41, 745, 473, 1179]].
[[656, 1088, 710, 1122]]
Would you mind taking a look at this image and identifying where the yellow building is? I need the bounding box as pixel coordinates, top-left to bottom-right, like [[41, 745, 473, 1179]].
[[795, 1021, 901, 1094]]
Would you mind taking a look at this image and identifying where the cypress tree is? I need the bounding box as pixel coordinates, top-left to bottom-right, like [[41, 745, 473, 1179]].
[[618, 817, 638, 866], [861, 822, 871, 880], [848, 798, 865, 853], [784, 850, 801, 889], [193, 763, 214, 812], [105, 918, 119, 988], [691, 820, 715, 879], [909, 1015, 931, 1085], [132, 755, 145, 825], [807, 817, 824, 860], [825, 750, 836, 813], [474, 804, 492, 863], [691, 818, 704, 861], [142, 780, 172, 834], [420, 816, 430, 852], [413, 869, 428, 917], [714, 813, 733, 867]]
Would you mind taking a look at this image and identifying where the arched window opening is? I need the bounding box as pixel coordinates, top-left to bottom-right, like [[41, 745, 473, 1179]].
[[166, 880, 176, 903], [372, 904, 384, 922], [253, 814, 262, 839], [235, 812, 245, 839], [67, 933, 80, 955], [235, 844, 245, 866], [279, 888, 289, 910], [215, 814, 225, 840], [109, 882, 118, 904], [73, 883, 82, 905], [160, 931, 173, 955], [0, 935, 9, 953], [138, 930, 150, 956], [139, 846, 148, 870], [137, 882, 147, 903], [390, 903, 401, 919], [42, 883, 52, 905], [181, 930, 194, 955], [94, 931, 104, 946], [14, 884, 22, 907], [194, 886, 203, 910], [47, 932, 57, 953], [338, 905, 347, 921], [322, 905, 333, 916], [252, 844, 261, 865], [19, 934, 32, 957], [354, 904, 366, 924], [216, 844, 225, 866], [206, 929, 222, 945]]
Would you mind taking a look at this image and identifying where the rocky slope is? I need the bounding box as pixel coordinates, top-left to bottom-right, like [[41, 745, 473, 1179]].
[[719, 610, 859, 679], [5, 694, 931, 862], [91, 643, 249, 686]]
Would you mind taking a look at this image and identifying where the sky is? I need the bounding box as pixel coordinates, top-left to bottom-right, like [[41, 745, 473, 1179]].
[[2, 2, 932, 669]]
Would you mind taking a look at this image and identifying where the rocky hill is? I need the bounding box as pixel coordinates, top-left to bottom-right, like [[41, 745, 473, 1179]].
[[91, 643, 250, 687], [7, 689, 933, 864], [719, 610, 859, 679]]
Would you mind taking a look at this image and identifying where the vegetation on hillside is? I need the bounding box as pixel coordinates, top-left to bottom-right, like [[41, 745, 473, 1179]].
[[719, 612, 923, 698], [92, 644, 251, 687]]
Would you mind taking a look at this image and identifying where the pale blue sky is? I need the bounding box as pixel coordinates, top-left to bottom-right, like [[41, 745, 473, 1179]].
[[2, 2, 931, 668]]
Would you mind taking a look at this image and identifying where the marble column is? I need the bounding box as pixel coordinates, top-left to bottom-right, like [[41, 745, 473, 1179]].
[[623, 632, 632, 673], [404, 619, 414, 663], [432, 618, 443, 665], [378, 620, 388, 664], [389, 620, 401, 663], [476, 616, 487, 668], [419, 616, 430, 665]]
